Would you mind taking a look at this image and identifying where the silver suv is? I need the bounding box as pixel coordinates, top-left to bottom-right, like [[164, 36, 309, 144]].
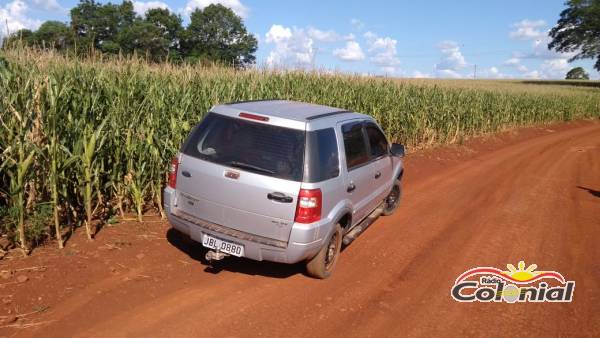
[[164, 100, 405, 278]]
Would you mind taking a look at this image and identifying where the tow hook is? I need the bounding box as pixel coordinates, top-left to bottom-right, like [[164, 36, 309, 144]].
[[205, 250, 228, 261]]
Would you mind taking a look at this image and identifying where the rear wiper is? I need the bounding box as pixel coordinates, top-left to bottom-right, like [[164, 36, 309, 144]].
[[228, 161, 275, 175]]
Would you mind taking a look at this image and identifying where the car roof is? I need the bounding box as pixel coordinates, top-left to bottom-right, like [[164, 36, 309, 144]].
[[220, 100, 350, 122], [211, 99, 373, 131]]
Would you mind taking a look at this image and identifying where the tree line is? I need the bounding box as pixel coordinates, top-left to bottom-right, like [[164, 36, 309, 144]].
[[2, 0, 258, 66]]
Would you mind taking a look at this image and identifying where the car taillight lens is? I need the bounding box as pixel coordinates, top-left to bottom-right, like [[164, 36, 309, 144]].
[[168, 157, 178, 188], [294, 189, 322, 223]]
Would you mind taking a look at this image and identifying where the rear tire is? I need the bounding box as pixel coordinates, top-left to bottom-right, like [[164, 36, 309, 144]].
[[382, 179, 402, 216], [306, 224, 342, 279]]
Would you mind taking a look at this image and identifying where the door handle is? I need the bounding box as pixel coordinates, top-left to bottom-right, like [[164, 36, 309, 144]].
[[375, 172, 381, 179], [181, 171, 191, 178], [347, 183, 356, 193], [267, 192, 293, 203]]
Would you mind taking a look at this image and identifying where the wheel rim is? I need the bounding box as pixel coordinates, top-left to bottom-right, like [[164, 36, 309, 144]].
[[324, 231, 339, 270], [385, 185, 400, 211]]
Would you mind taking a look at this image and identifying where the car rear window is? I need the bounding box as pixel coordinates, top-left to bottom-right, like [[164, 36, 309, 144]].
[[304, 128, 340, 182], [182, 113, 305, 181]]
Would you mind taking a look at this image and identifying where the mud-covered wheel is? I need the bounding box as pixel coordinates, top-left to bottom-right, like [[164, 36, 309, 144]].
[[306, 223, 342, 279], [382, 179, 402, 216]]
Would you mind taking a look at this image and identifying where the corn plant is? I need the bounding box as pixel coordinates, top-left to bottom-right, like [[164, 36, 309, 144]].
[[0, 107, 36, 255], [0, 47, 598, 250], [74, 119, 106, 240]]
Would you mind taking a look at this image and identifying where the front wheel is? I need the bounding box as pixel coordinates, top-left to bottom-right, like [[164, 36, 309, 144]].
[[306, 224, 342, 279], [382, 179, 402, 216]]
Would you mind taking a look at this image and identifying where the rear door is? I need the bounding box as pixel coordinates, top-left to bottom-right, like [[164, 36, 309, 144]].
[[339, 120, 379, 224], [364, 122, 393, 204], [175, 113, 305, 242]]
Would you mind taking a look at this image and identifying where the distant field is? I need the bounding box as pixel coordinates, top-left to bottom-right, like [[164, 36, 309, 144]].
[[1, 48, 599, 249], [392, 78, 600, 93]]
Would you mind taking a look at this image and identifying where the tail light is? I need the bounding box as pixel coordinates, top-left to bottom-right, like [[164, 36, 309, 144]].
[[168, 157, 179, 188], [294, 189, 322, 223]]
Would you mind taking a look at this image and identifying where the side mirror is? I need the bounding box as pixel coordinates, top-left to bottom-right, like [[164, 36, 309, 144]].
[[390, 143, 405, 157]]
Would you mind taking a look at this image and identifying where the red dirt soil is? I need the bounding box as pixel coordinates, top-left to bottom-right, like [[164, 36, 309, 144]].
[[1, 120, 599, 337]]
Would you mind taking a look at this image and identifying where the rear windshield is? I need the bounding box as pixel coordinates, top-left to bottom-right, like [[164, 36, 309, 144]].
[[182, 113, 305, 181]]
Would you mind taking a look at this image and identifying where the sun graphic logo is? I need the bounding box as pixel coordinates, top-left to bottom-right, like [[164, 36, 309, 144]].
[[451, 261, 575, 303], [505, 261, 539, 281]]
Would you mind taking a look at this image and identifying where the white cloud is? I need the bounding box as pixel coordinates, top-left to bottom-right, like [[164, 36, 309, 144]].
[[350, 18, 364, 30], [363, 31, 375, 41], [507, 20, 576, 61], [437, 69, 462, 79], [307, 27, 339, 43], [31, 0, 62, 12], [412, 70, 431, 78], [133, 1, 170, 16], [265, 24, 292, 44], [364, 31, 401, 73], [434, 40, 467, 76], [380, 66, 399, 75], [333, 41, 365, 61], [528, 35, 577, 60], [539, 58, 570, 79], [183, 0, 248, 18], [509, 19, 546, 40], [483, 66, 507, 79], [265, 24, 314, 68], [503, 57, 520, 66], [265, 24, 359, 68], [489, 67, 501, 77], [306, 27, 353, 43], [523, 70, 540, 79], [505, 59, 569, 80], [503, 57, 528, 73], [0, 0, 42, 39], [505, 19, 580, 79], [504, 52, 574, 79]]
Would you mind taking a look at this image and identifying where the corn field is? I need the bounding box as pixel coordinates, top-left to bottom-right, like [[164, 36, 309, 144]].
[[1, 48, 599, 253]]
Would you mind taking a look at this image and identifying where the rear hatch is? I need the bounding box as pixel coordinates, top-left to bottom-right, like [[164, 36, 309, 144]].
[[175, 112, 305, 242]]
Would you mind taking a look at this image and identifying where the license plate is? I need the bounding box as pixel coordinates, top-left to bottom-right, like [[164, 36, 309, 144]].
[[201, 234, 244, 257]]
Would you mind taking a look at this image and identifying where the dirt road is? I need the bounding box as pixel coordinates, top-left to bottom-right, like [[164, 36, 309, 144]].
[[3, 121, 600, 337]]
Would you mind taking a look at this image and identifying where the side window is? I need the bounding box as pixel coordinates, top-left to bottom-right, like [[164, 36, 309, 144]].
[[304, 128, 340, 182], [342, 121, 369, 170], [365, 123, 389, 159]]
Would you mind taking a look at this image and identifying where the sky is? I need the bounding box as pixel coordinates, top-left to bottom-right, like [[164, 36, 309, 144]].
[[1, 0, 598, 79]]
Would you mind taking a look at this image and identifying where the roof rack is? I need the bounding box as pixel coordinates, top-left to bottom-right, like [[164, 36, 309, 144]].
[[224, 99, 282, 105], [305, 110, 351, 121]]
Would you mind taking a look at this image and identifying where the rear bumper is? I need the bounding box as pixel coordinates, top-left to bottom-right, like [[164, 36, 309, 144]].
[[164, 187, 326, 264]]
